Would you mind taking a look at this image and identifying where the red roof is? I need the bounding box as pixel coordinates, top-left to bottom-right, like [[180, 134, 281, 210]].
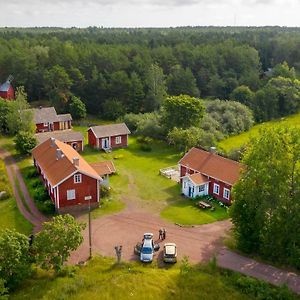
[[179, 147, 243, 185], [32, 138, 101, 187], [188, 173, 209, 185], [89, 161, 116, 176]]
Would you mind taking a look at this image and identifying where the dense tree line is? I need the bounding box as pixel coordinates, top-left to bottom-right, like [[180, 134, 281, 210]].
[[231, 126, 300, 269], [1, 27, 300, 122]]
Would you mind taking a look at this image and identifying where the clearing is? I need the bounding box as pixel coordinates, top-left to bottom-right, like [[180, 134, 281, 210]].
[[218, 112, 300, 153]]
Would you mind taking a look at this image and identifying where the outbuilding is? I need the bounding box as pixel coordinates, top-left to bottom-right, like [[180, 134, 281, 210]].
[[0, 76, 14, 100], [88, 123, 130, 151]]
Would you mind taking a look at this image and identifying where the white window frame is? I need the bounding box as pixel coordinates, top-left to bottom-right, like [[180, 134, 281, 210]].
[[199, 185, 205, 192], [74, 174, 82, 184], [223, 188, 230, 200], [115, 136, 122, 144], [43, 122, 48, 127], [213, 183, 220, 195], [67, 189, 76, 200]]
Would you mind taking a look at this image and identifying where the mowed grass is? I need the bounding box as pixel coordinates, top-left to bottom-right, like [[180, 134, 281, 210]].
[[218, 112, 300, 153], [0, 158, 33, 235], [161, 198, 229, 225], [10, 256, 261, 300]]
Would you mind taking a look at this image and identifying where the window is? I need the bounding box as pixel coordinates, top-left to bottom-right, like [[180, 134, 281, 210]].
[[74, 174, 82, 183], [115, 136, 122, 144], [67, 189, 76, 200], [199, 185, 205, 192], [213, 183, 220, 195], [43, 122, 48, 127], [223, 188, 230, 200]]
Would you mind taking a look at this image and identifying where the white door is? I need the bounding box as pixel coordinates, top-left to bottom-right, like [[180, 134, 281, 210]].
[[102, 138, 109, 149]]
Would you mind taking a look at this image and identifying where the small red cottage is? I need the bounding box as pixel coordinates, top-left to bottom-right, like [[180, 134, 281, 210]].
[[32, 138, 102, 213], [0, 76, 14, 100], [179, 147, 243, 204], [88, 123, 131, 151], [35, 130, 84, 152], [33, 107, 72, 133]]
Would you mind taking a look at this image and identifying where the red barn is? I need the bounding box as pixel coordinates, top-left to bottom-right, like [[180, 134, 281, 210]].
[[0, 76, 15, 100], [88, 123, 131, 151], [179, 147, 243, 205], [33, 107, 72, 133], [32, 138, 102, 213]]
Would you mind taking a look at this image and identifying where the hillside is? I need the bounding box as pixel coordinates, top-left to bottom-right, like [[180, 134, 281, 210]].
[[218, 112, 300, 153]]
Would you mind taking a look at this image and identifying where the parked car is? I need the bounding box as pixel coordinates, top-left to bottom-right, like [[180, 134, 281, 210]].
[[163, 243, 177, 263], [140, 233, 155, 263]]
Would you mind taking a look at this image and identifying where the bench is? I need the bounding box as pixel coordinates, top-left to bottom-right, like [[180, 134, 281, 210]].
[[197, 201, 212, 209]]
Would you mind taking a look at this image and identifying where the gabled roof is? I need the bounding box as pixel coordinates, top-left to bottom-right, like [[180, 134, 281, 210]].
[[33, 107, 59, 124], [89, 123, 131, 138], [89, 161, 116, 176], [187, 173, 209, 186], [32, 107, 72, 124], [0, 81, 11, 92], [32, 138, 101, 187], [35, 130, 84, 145], [57, 113, 72, 122], [179, 147, 243, 185]]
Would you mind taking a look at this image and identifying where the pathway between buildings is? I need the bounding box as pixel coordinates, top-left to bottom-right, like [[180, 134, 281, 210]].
[[0, 148, 48, 232], [218, 248, 300, 294]]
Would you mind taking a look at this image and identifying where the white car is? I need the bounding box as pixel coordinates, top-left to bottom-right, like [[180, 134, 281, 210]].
[[163, 243, 177, 263], [140, 233, 154, 263]]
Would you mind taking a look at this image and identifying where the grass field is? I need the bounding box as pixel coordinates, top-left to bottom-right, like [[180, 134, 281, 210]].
[[218, 112, 300, 153], [161, 198, 229, 225], [10, 256, 298, 300], [0, 158, 33, 235]]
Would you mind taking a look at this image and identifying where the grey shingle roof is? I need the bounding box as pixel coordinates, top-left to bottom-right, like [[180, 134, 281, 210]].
[[33, 107, 59, 124], [32, 107, 72, 124], [0, 81, 11, 92], [35, 130, 84, 145], [57, 113, 72, 122], [90, 123, 131, 138]]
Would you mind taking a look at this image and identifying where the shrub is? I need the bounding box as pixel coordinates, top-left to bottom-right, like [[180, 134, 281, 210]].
[[25, 168, 38, 179], [14, 131, 37, 155], [100, 185, 111, 198], [34, 187, 49, 202], [39, 200, 55, 214], [69, 96, 87, 120], [119, 113, 142, 132], [140, 144, 152, 152]]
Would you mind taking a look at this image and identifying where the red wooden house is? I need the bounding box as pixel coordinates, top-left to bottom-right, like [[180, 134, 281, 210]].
[[0, 76, 14, 100], [32, 138, 102, 213], [88, 123, 131, 151], [33, 107, 72, 133], [179, 147, 243, 204], [35, 130, 84, 152]]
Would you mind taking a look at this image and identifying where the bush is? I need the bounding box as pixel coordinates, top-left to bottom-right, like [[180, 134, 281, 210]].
[[119, 113, 142, 132], [140, 144, 152, 152], [69, 96, 87, 120], [34, 187, 49, 202], [39, 200, 55, 214], [14, 131, 37, 155], [0, 278, 8, 299], [25, 168, 38, 179], [100, 185, 111, 198]]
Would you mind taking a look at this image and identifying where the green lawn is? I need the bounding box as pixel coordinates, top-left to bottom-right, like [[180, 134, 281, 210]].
[[218, 112, 300, 153], [11, 256, 298, 300], [161, 198, 229, 225], [0, 158, 33, 235]]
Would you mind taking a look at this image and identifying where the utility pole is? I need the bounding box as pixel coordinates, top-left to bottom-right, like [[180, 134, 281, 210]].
[[88, 197, 92, 259]]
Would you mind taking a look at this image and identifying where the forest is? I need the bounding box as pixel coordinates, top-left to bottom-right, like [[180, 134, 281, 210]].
[[1, 26, 300, 148]]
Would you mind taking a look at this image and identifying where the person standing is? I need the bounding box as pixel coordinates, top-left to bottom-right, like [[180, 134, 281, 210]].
[[163, 228, 166, 240], [159, 228, 163, 240]]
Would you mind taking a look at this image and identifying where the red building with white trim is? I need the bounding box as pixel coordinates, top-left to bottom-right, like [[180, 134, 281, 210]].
[[88, 123, 130, 151], [0, 77, 14, 100], [32, 138, 102, 213], [33, 107, 72, 133], [179, 147, 243, 204]]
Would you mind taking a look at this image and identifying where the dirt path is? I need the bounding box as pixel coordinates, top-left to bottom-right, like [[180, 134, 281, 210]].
[[218, 248, 300, 295], [0, 148, 48, 233]]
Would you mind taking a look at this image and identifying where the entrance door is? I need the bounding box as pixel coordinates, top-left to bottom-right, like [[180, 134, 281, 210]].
[[188, 186, 193, 198], [102, 138, 109, 149]]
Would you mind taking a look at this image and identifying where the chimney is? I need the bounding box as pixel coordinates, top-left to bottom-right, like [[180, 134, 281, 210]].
[[50, 137, 55, 147], [73, 157, 79, 167], [210, 147, 217, 154], [56, 149, 64, 160]]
